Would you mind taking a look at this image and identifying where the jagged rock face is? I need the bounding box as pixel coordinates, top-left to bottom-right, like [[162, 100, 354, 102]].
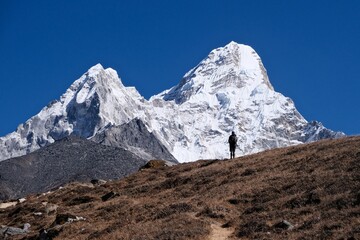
[[0, 42, 345, 163], [300, 121, 345, 142], [92, 118, 177, 163], [0, 136, 147, 200]]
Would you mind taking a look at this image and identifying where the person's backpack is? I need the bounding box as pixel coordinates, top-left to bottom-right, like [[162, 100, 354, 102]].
[[229, 135, 237, 145]]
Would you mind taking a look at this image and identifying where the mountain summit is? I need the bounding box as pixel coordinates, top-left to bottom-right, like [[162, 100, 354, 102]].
[[0, 41, 344, 162], [158, 41, 273, 104], [0, 64, 154, 161]]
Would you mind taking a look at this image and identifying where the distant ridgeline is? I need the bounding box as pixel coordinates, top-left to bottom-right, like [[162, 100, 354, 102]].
[[0, 41, 344, 163]]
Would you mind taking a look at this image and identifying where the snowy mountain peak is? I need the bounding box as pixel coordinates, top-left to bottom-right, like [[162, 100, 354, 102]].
[[88, 63, 104, 73], [64, 64, 143, 136], [157, 41, 273, 105], [66, 64, 123, 100], [207, 41, 273, 89], [148, 42, 344, 162], [0, 64, 145, 160]]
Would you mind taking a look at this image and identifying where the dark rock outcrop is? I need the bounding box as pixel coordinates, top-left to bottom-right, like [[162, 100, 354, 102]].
[[92, 118, 177, 163], [0, 136, 147, 200], [139, 159, 169, 170]]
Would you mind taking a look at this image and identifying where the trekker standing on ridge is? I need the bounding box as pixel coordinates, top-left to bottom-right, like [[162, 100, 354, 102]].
[[228, 131, 238, 159]]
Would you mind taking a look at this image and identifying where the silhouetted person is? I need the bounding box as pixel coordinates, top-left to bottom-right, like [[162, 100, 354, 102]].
[[228, 131, 238, 159]]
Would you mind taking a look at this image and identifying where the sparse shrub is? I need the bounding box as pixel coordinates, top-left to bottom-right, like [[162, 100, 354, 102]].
[[170, 202, 192, 212], [228, 198, 240, 205], [282, 183, 296, 192], [154, 207, 175, 219], [199, 160, 218, 168], [158, 177, 191, 189], [241, 168, 256, 176], [154, 216, 209, 240], [222, 221, 233, 228], [285, 191, 321, 209], [285, 197, 303, 209], [329, 198, 350, 210], [147, 175, 157, 181], [67, 195, 95, 206], [231, 162, 244, 169], [243, 205, 264, 214], [237, 220, 270, 237], [305, 192, 321, 205], [299, 218, 320, 230], [165, 171, 178, 178], [154, 203, 192, 219], [7, 204, 37, 218], [353, 193, 360, 206], [197, 206, 224, 219], [87, 231, 102, 239], [219, 178, 232, 185], [131, 185, 150, 194]]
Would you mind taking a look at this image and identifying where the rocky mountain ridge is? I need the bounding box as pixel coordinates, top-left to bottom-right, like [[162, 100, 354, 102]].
[[0, 136, 148, 200]]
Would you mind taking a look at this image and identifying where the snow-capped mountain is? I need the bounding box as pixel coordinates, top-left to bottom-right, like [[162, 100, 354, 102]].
[[0, 64, 152, 161], [0, 41, 344, 162], [147, 41, 344, 161]]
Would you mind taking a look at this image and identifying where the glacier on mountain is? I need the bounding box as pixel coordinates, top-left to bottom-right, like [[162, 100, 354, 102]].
[[0, 41, 344, 162]]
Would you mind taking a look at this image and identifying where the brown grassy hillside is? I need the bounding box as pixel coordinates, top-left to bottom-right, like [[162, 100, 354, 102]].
[[1, 136, 359, 239]]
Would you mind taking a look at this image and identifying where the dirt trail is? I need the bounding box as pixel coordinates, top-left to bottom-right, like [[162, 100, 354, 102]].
[[208, 222, 233, 240]]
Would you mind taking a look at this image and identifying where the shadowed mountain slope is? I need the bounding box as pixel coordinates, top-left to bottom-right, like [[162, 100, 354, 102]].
[[0, 136, 359, 239], [91, 118, 177, 163], [0, 136, 147, 200]]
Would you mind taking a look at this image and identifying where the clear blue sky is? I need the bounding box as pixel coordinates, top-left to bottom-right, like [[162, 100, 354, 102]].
[[0, 1, 359, 136]]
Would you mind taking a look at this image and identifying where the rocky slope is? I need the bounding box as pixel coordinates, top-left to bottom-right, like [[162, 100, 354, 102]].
[[0, 41, 344, 162], [0, 136, 147, 200], [0, 136, 359, 239], [92, 118, 177, 163]]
